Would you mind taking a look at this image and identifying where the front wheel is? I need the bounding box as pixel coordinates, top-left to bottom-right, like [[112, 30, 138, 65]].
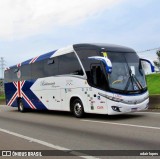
[[72, 99, 84, 118], [18, 99, 25, 112]]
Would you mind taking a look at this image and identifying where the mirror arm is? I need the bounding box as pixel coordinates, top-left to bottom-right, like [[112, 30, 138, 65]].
[[140, 58, 155, 72]]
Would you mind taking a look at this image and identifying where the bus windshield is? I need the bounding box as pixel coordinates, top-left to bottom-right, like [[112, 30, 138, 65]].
[[107, 52, 146, 93]]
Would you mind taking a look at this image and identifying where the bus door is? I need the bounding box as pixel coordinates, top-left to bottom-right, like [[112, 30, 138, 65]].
[[88, 63, 108, 113], [90, 63, 106, 89]]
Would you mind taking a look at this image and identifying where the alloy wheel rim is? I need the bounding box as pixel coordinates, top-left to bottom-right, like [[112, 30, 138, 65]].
[[74, 103, 82, 115], [20, 103, 23, 111]]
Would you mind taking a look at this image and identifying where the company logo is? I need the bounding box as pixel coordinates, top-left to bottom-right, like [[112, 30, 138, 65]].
[[40, 80, 55, 87], [17, 70, 21, 79], [1, 151, 42, 157], [2, 151, 11, 157], [97, 106, 104, 109], [66, 80, 73, 86]]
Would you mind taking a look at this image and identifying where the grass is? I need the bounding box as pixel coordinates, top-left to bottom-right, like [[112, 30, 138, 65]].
[[146, 73, 160, 95], [0, 93, 5, 100]]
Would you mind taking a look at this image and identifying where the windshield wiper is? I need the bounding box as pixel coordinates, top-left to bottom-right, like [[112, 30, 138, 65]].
[[128, 67, 144, 91], [124, 68, 143, 93], [132, 74, 143, 90], [124, 67, 135, 93], [124, 76, 131, 93]]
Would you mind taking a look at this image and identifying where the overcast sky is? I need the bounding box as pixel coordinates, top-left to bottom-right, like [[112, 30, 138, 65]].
[[0, 0, 160, 77]]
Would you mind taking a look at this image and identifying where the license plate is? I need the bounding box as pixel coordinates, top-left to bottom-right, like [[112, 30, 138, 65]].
[[131, 108, 138, 111]]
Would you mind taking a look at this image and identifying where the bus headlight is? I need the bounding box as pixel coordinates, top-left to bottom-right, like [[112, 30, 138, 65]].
[[112, 97, 123, 102], [98, 93, 123, 102]]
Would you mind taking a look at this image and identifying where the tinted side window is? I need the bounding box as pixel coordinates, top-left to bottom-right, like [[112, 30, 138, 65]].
[[21, 64, 31, 80], [13, 67, 21, 82], [31, 61, 44, 79], [75, 49, 98, 72], [44, 57, 58, 77], [58, 52, 83, 75], [89, 63, 108, 90], [75, 49, 99, 80], [4, 69, 12, 82], [4, 67, 21, 82]]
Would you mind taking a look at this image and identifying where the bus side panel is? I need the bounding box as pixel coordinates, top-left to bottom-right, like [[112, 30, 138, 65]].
[[58, 77, 90, 112], [59, 77, 109, 114], [30, 78, 62, 111], [63, 89, 90, 112], [4, 82, 18, 107], [22, 80, 48, 110], [4, 80, 48, 110], [85, 87, 108, 114]]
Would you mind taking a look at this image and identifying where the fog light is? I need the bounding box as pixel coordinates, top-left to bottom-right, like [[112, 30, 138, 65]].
[[111, 106, 121, 112]]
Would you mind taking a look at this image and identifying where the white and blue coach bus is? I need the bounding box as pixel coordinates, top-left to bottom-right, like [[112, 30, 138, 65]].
[[4, 44, 154, 117]]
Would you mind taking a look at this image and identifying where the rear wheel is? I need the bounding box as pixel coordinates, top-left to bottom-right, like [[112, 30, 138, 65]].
[[18, 99, 25, 112], [72, 99, 84, 118]]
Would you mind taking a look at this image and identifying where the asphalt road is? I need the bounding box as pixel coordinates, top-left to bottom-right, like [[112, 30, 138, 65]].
[[0, 105, 160, 159]]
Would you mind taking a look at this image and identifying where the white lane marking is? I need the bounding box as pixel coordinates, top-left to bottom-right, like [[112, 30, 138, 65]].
[[0, 128, 98, 159], [82, 120, 160, 130], [136, 111, 160, 115]]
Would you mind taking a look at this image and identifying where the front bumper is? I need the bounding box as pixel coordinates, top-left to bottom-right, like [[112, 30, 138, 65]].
[[108, 98, 149, 115]]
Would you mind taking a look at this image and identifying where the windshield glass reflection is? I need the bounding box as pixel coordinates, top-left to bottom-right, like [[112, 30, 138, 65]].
[[107, 52, 146, 92]]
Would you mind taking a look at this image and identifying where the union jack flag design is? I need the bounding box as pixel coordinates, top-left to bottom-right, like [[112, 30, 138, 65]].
[[7, 80, 36, 109], [4, 51, 56, 110]]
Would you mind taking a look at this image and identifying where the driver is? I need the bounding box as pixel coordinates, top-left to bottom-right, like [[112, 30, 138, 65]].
[[109, 65, 127, 84]]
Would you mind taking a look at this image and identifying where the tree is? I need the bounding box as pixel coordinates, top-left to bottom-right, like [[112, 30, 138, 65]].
[[153, 50, 160, 71]]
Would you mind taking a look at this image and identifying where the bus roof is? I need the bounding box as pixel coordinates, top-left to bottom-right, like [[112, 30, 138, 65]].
[[8, 43, 135, 69], [8, 51, 56, 69], [73, 43, 136, 53]]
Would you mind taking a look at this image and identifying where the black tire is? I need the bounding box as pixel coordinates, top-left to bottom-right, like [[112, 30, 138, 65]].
[[72, 99, 84, 118], [18, 99, 25, 112]]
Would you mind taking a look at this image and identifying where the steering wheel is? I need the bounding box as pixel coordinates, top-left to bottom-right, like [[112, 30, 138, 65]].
[[112, 80, 123, 84]]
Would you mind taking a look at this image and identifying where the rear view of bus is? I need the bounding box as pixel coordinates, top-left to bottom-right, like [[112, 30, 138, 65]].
[[74, 44, 154, 115]]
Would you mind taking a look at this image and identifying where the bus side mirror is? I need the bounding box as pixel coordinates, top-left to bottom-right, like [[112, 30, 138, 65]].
[[140, 58, 155, 72], [88, 56, 112, 74]]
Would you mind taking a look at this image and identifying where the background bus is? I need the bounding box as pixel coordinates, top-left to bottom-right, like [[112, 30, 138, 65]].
[[4, 43, 154, 117]]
